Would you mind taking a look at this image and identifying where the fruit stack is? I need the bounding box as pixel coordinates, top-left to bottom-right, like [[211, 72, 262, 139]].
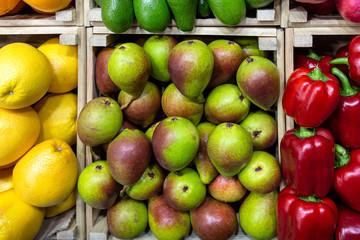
[[278, 34, 360, 239], [78, 34, 283, 239], [0, 37, 80, 239]]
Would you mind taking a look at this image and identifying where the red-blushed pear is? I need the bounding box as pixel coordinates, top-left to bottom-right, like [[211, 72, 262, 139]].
[[102, 120, 138, 152], [208, 174, 247, 202], [145, 121, 160, 143], [95, 47, 119, 95], [190, 197, 238, 240], [107, 129, 151, 186]]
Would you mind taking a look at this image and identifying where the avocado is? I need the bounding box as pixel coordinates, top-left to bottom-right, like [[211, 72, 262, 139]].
[[167, 0, 198, 31], [246, 0, 273, 9], [102, 0, 134, 33], [207, 0, 246, 26], [133, 0, 171, 33], [198, 0, 212, 18], [95, 0, 104, 7]]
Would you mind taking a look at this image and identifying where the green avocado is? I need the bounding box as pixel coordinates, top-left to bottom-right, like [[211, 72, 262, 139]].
[[102, 0, 134, 33], [207, 0, 246, 26], [198, 0, 212, 18], [167, 0, 198, 31], [133, 0, 171, 33], [95, 0, 104, 7], [246, 0, 273, 9]]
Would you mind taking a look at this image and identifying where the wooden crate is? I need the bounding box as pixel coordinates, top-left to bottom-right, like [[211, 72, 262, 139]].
[[284, 27, 360, 130], [0, 0, 83, 26], [85, 26, 285, 240], [0, 26, 87, 240], [84, 0, 280, 27], [281, 0, 360, 27]]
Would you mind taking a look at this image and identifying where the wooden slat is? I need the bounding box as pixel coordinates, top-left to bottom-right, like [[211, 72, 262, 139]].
[[56, 8, 76, 22], [284, 28, 295, 131], [60, 34, 78, 46]]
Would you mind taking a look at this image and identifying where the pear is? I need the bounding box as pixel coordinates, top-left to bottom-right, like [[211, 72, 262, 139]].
[[236, 56, 280, 111], [204, 84, 251, 124], [161, 83, 204, 126], [108, 43, 151, 98], [233, 37, 267, 58], [238, 151, 281, 194], [239, 190, 278, 240], [95, 47, 119, 95], [168, 39, 214, 99], [143, 35, 178, 82], [77, 161, 120, 209], [194, 122, 218, 184], [107, 196, 148, 239], [207, 122, 253, 177], [118, 81, 161, 128], [163, 168, 206, 211], [190, 197, 238, 240], [77, 97, 123, 146], [102, 120, 138, 152], [145, 121, 160, 143], [207, 39, 245, 88], [152, 117, 199, 171], [126, 162, 165, 200], [240, 111, 277, 150], [208, 174, 247, 202], [107, 129, 151, 186], [148, 195, 191, 240]]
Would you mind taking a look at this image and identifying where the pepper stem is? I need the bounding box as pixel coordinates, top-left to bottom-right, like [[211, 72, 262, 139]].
[[299, 195, 322, 203], [334, 144, 351, 168], [332, 67, 358, 96], [329, 57, 350, 66], [307, 49, 322, 61], [306, 67, 329, 82], [294, 127, 316, 138]]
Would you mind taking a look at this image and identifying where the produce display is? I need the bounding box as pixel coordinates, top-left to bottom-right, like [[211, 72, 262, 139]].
[[0, 0, 74, 16], [279, 34, 360, 240], [77, 35, 282, 239], [0, 37, 79, 239], [97, 0, 274, 33]]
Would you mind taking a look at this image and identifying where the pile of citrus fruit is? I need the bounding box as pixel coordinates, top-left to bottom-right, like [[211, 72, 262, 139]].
[[0, 37, 79, 240], [0, 0, 74, 16]]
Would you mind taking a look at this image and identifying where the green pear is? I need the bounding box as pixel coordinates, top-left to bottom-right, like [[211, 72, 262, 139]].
[[77, 97, 123, 146], [240, 111, 277, 150], [161, 83, 204, 126], [108, 43, 151, 98], [77, 161, 120, 209], [233, 37, 267, 58], [236, 56, 280, 111], [126, 162, 165, 200], [208, 174, 247, 202], [239, 190, 278, 240], [205, 84, 251, 124], [149, 195, 191, 240], [194, 122, 218, 184], [238, 151, 281, 194], [168, 40, 214, 99], [143, 35, 178, 82], [145, 121, 160, 143], [207, 122, 253, 177], [152, 117, 199, 171], [107, 196, 148, 239], [163, 168, 206, 211]]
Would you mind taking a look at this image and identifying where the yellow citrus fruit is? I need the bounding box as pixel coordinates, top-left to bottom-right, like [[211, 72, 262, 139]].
[[0, 189, 45, 240], [0, 42, 53, 109], [0, 106, 40, 167], [13, 139, 79, 207], [23, 0, 72, 13], [38, 37, 78, 93], [34, 93, 77, 146], [0, 0, 21, 16], [0, 167, 14, 193], [45, 187, 76, 218]]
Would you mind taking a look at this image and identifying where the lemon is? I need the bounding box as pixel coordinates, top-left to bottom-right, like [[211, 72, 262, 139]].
[[46, 188, 76, 218], [13, 139, 79, 207], [0, 167, 13, 193], [38, 37, 78, 94], [0, 42, 53, 109], [34, 93, 77, 146], [0, 189, 45, 240], [0, 106, 40, 167]]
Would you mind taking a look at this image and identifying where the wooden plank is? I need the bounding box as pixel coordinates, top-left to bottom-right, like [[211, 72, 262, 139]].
[[289, 6, 307, 23], [0, 27, 78, 35], [284, 28, 295, 131], [257, 9, 275, 22], [90, 34, 121, 47], [258, 37, 277, 51], [293, 35, 313, 48], [60, 34, 78, 46], [56, 8, 76, 22], [89, 215, 108, 240], [56, 219, 77, 239]]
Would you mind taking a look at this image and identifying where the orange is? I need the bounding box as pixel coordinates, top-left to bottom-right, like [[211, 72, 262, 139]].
[[0, 189, 45, 240], [0, 0, 21, 16], [0, 167, 14, 193], [0, 106, 40, 167], [45, 188, 76, 218], [13, 139, 79, 207], [23, 0, 73, 13]]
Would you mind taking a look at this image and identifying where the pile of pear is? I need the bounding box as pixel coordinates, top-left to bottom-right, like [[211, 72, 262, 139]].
[[77, 35, 281, 240]]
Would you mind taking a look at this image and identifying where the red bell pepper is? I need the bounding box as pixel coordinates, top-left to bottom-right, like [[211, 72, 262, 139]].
[[335, 45, 350, 75], [335, 205, 360, 240], [300, 0, 336, 15], [277, 186, 338, 240], [280, 127, 335, 198], [294, 0, 327, 4], [330, 35, 360, 83], [294, 49, 334, 74], [282, 67, 340, 127], [333, 144, 360, 212], [325, 68, 360, 149]]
